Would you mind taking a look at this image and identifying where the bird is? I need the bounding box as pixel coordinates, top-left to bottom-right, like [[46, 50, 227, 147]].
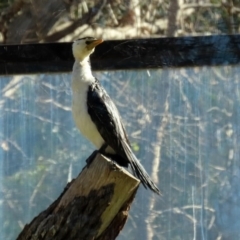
[[71, 37, 160, 195]]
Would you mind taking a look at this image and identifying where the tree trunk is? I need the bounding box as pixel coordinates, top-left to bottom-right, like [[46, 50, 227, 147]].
[[17, 153, 140, 240]]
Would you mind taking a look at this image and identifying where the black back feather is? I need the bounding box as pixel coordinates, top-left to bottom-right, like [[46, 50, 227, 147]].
[[87, 79, 160, 195]]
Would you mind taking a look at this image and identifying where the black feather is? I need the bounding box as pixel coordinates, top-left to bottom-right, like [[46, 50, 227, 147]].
[[87, 79, 160, 195]]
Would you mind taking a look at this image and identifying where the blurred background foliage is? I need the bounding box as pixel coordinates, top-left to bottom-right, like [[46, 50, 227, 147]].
[[1, 0, 240, 240], [0, 0, 240, 43]]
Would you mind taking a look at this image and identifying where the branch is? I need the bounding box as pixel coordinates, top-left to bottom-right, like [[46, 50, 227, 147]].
[[0, 0, 27, 43], [42, 0, 107, 42]]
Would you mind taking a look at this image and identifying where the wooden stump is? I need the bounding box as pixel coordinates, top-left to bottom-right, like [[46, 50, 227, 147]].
[[17, 153, 140, 240]]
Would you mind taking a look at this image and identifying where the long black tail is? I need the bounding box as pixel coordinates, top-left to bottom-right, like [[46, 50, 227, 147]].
[[122, 141, 160, 195]]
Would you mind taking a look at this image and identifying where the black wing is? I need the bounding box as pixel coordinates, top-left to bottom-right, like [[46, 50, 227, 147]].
[[87, 80, 160, 194], [87, 80, 130, 160]]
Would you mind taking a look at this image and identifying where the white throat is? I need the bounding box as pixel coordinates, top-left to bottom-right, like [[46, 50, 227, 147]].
[[71, 57, 95, 92]]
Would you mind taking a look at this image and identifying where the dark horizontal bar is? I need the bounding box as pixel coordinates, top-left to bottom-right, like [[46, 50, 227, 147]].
[[1, 35, 240, 74]]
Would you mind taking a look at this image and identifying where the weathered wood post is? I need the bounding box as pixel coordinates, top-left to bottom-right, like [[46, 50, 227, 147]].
[[17, 154, 140, 240]]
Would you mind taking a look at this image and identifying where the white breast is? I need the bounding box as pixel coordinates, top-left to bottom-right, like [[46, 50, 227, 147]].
[[71, 60, 105, 149], [72, 89, 105, 149]]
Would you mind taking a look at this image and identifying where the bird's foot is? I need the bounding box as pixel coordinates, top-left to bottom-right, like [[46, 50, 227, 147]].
[[86, 150, 98, 167], [109, 159, 119, 171], [103, 154, 124, 172], [104, 153, 129, 168]]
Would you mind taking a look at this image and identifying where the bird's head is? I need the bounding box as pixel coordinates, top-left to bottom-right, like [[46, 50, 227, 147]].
[[72, 37, 103, 61]]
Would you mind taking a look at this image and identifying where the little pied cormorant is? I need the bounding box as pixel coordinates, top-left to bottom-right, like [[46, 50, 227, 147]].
[[71, 37, 160, 195]]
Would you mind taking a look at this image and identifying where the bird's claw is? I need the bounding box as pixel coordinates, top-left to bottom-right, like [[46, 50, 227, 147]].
[[109, 160, 118, 171]]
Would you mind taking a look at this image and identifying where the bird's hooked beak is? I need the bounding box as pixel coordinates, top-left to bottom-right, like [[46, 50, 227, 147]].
[[86, 39, 103, 50]]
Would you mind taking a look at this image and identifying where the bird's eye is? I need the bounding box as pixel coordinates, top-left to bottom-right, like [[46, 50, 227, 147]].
[[86, 39, 95, 45]]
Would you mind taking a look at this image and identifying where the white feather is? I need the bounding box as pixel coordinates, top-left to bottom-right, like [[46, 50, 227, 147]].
[[71, 38, 106, 149]]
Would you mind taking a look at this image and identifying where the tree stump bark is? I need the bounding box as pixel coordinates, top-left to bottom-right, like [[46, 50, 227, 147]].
[[17, 153, 140, 240]]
